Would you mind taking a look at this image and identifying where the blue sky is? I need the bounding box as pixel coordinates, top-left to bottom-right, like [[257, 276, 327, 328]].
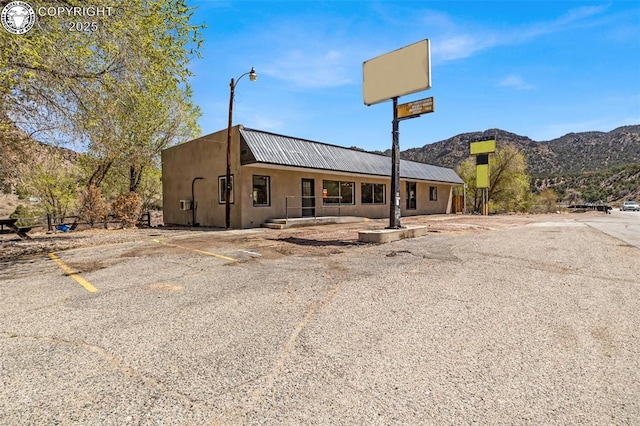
[[188, 1, 640, 152]]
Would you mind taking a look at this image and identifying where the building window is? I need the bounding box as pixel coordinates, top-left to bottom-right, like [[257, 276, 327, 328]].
[[429, 186, 438, 201], [218, 175, 234, 204], [323, 180, 354, 204], [253, 175, 270, 206], [361, 183, 386, 204], [406, 181, 417, 209]]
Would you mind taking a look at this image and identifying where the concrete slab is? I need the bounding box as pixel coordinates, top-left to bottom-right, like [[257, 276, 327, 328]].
[[358, 225, 429, 243], [263, 216, 368, 229], [261, 223, 285, 230]]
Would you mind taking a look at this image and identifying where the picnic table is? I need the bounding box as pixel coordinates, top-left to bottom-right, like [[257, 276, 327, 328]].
[[0, 218, 31, 239]]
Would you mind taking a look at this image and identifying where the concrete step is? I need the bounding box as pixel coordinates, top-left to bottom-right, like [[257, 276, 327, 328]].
[[267, 219, 288, 224], [261, 222, 285, 229]]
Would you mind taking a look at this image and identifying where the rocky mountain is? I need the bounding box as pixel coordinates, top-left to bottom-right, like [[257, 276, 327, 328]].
[[0, 120, 78, 193], [399, 125, 640, 177]]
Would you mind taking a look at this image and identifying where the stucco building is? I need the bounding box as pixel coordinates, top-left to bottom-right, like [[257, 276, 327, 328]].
[[161, 125, 464, 228]]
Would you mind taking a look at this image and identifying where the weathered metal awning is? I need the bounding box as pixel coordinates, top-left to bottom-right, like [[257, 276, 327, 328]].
[[239, 127, 463, 184]]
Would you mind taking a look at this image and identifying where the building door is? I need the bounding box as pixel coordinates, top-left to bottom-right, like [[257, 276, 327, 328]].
[[301, 178, 315, 217], [406, 181, 417, 210]]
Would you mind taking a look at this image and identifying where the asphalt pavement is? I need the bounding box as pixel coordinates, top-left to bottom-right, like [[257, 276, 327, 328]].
[[1, 212, 638, 424], [578, 208, 640, 249]]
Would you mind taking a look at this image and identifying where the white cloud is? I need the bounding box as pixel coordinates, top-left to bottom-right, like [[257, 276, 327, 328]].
[[261, 48, 355, 89], [436, 34, 484, 61], [429, 4, 610, 63], [244, 13, 369, 90], [251, 115, 283, 131], [499, 75, 534, 90], [556, 5, 610, 26], [212, 4, 614, 91]]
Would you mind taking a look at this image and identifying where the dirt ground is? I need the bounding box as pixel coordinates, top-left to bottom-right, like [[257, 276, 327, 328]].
[[0, 213, 570, 263]]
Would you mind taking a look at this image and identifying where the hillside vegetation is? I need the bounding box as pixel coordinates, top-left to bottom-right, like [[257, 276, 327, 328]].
[[534, 162, 640, 204], [398, 125, 640, 204], [400, 125, 640, 175]]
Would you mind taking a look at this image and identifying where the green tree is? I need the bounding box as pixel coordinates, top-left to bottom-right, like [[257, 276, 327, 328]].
[[135, 167, 163, 211], [16, 153, 79, 218], [456, 159, 477, 211], [529, 188, 558, 213], [78, 82, 199, 193], [458, 145, 531, 214], [10, 204, 40, 226], [1, 0, 203, 193]]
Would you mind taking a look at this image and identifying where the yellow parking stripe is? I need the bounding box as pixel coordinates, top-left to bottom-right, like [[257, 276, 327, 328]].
[[49, 253, 98, 293], [151, 239, 238, 262]]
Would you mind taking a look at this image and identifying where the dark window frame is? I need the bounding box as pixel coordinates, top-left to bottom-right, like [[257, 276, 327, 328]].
[[429, 186, 438, 201], [361, 182, 386, 205], [322, 180, 355, 205], [218, 175, 234, 204], [252, 175, 271, 207]]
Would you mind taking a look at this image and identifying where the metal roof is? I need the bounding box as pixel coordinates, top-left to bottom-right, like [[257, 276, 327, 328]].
[[239, 127, 464, 184]]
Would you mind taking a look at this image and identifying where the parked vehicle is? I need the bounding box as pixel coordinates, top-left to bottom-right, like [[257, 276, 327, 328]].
[[620, 201, 640, 211]]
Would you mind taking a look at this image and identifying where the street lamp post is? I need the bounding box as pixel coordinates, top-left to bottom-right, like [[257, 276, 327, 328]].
[[225, 67, 257, 229]]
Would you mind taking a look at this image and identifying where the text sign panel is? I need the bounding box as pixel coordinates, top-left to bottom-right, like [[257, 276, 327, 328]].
[[470, 139, 496, 155], [397, 97, 434, 119], [363, 39, 431, 106]]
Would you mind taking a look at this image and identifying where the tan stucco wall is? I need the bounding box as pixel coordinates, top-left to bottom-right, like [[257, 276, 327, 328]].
[[238, 166, 394, 227], [401, 181, 453, 216], [162, 125, 457, 228], [162, 126, 244, 228], [238, 166, 455, 228]]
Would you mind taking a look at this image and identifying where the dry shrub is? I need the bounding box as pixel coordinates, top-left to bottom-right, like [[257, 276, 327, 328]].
[[78, 185, 109, 227], [112, 192, 142, 228]]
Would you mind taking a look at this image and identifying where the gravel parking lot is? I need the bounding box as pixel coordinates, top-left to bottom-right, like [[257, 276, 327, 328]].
[[1, 211, 638, 424]]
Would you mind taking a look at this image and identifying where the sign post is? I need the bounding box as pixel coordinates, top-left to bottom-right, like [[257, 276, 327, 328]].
[[363, 39, 432, 229], [390, 97, 401, 227], [469, 138, 496, 216]]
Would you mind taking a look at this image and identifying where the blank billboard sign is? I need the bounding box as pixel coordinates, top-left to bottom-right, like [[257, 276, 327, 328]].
[[363, 39, 431, 106]]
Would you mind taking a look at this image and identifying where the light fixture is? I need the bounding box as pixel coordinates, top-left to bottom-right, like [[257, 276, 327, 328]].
[[225, 67, 258, 228]]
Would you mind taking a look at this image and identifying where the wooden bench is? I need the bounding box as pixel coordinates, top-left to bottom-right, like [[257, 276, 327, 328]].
[[0, 218, 32, 239]]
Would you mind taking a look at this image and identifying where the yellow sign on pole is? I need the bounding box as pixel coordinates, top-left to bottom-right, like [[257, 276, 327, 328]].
[[469, 138, 495, 215], [476, 164, 489, 188], [397, 97, 435, 119], [470, 139, 496, 155]]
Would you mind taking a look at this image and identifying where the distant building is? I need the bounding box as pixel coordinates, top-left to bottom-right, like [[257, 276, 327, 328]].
[[161, 125, 464, 228]]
